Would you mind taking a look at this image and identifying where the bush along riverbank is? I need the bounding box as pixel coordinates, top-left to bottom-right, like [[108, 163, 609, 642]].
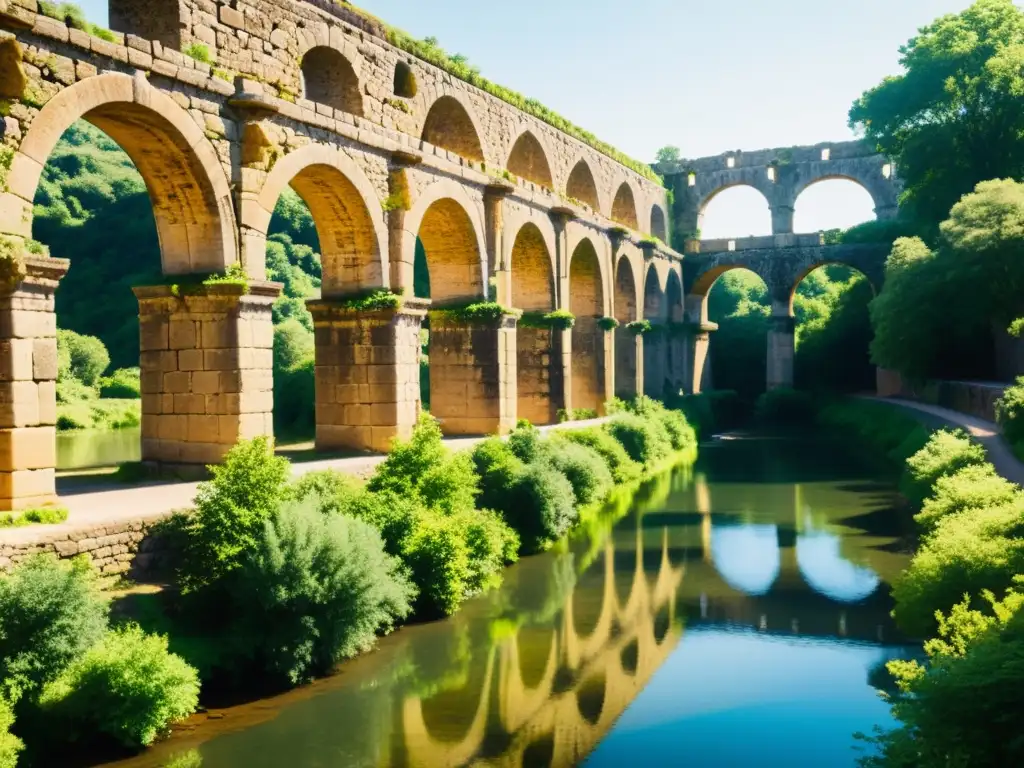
[[813, 397, 1024, 767], [0, 396, 697, 765]]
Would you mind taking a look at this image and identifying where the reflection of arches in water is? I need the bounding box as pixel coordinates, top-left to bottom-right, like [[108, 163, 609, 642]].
[[653, 604, 671, 645], [522, 733, 555, 768], [575, 673, 607, 725], [620, 639, 639, 674], [517, 626, 556, 690], [711, 523, 781, 596], [796, 532, 880, 602], [572, 559, 606, 639]]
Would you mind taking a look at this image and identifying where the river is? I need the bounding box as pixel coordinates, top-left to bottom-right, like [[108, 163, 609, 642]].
[[98, 434, 916, 768], [57, 428, 141, 471]]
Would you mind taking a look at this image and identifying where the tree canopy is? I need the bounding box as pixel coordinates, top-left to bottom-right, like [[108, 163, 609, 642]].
[[849, 0, 1024, 225]]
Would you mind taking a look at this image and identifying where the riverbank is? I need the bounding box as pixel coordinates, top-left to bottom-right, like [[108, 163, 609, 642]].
[[814, 394, 1024, 767]]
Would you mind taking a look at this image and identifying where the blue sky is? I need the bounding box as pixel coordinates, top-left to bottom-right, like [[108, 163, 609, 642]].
[[75, 0, 976, 234]]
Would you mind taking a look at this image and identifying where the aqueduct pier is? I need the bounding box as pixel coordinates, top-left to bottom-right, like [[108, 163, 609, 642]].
[[0, 0, 900, 511]]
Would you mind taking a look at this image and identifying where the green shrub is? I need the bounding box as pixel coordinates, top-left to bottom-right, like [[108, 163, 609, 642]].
[[55, 376, 95, 405], [417, 450, 479, 515], [471, 438, 524, 512], [507, 420, 545, 463], [368, 413, 446, 498], [605, 412, 672, 467], [454, 509, 519, 596], [57, 329, 109, 387], [902, 429, 987, 508], [817, 399, 931, 467], [995, 377, 1024, 448], [232, 497, 414, 684], [0, 555, 107, 703], [286, 470, 362, 516], [38, 624, 200, 749], [273, 357, 314, 436], [863, 588, 1024, 768], [98, 367, 140, 399], [559, 427, 642, 484], [0, 697, 21, 768], [754, 388, 815, 426], [401, 513, 470, 618], [547, 440, 612, 506], [892, 501, 1024, 635], [345, 490, 425, 557], [182, 42, 212, 65], [501, 463, 578, 553], [179, 437, 291, 592], [629, 397, 697, 451], [916, 464, 1020, 532]]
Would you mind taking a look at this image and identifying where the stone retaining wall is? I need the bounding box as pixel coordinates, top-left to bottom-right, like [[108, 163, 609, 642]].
[[876, 369, 1006, 423], [0, 510, 176, 578]]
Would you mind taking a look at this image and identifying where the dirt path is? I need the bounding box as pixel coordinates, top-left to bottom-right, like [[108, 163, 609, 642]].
[[862, 396, 1024, 486]]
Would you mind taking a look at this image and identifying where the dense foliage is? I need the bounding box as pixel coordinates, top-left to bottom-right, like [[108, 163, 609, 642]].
[[0, 556, 199, 762]]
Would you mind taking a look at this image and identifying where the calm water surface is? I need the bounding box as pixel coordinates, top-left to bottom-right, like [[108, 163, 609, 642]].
[[58, 428, 141, 470], [101, 435, 916, 768]]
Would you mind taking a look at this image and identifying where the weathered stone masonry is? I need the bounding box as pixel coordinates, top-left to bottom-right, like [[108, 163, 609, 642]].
[[0, 0, 686, 511]]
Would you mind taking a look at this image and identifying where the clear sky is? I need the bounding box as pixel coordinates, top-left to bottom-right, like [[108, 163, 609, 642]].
[[76, 0, 977, 234]]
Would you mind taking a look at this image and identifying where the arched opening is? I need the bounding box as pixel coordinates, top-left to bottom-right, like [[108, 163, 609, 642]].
[[650, 204, 668, 242], [793, 264, 875, 392], [258, 152, 385, 446], [522, 734, 555, 768], [419, 663, 490, 745], [506, 131, 553, 189], [569, 240, 605, 414], [300, 46, 363, 116], [643, 268, 667, 398], [711, 521, 781, 596], [20, 76, 237, 477], [393, 60, 418, 98], [614, 258, 638, 399], [566, 159, 600, 211], [611, 182, 639, 230], [575, 672, 607, 726], [511, 223, 558, 425], [421, 96, 485, 162], [653, 603, 671, 645], [700, 185, 772, 239], [415, 197, 486, 427], [571, 578, 604, 640], [703, 268, 770, 398], [793, 178, 876, 235]]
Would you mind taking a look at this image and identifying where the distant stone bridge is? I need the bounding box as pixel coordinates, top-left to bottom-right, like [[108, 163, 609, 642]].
[[0, 0, 687, 510], [659, 141, 901, 393]]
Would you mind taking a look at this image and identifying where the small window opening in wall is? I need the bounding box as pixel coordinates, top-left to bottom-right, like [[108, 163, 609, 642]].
[[728, 240, 736, 251], [882, 163, 892, 179], [687, 172, 696, 187], [821, 148, 831, 161], [767, 166, 776, 182], [394, 61, 417, 98], [726, 156, 735, 168]]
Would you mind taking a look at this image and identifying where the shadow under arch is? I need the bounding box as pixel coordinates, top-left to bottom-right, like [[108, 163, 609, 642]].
[[507, 130, 554, 188], [611, 181, 639, 230], [300, 45, 364, 116], [569, 237, 606, 413], [421, 94, 485, 162], [613, 255, 639, 399], [566, 158, 601, 212]]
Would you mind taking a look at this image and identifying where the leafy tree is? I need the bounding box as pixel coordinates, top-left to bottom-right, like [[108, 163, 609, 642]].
[[57, 328, 110, 387], [655, 146, 683, 170], [849, 0, 1024, 225]]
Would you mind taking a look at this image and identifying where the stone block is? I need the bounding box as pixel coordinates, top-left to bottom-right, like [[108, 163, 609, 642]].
[[0, 467, 56, 508], [0, 338, 33, 381], [191, 370, 222, 394], [173, 393, 206, 415], [0, 427, 56, 471], [31, 338, 57, 381], [36, 381, 55, 427], [0, 381, 38, 429], [177, 349, 205, 372], [163, 371, 192, 394], [139, 316, 169, 351], [187, 414, 220, 443], [169, 319, 197, 350]]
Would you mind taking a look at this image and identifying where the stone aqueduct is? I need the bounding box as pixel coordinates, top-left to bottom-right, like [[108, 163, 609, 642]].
[[0, 0, 900, 510]]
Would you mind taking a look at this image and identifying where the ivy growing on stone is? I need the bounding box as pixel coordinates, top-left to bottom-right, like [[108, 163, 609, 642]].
[[432, 301, 512, 324]]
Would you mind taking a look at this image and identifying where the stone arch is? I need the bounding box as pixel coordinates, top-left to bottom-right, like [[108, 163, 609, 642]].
[[614, 256, 639, 399], [643, 264, 667, 323], [300, 46, 364, 116], [788, 261, 878, 314], [650, 204, 668, 241], [565, 158, 601, 212], [575, 672, 607, 726], [666, 270, 683, 323], [698, 182, 772, 238], [511, 221, 559, 425], [405, 180, 487, 304], [8, 72, 236, 273], [253, 145, 386, 295], [611, 182, 639, 230], [569, 238, 606, 412], [421, 94, 486, 162], [506, 130, 554, 189], [792, 176, 878, 234]]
